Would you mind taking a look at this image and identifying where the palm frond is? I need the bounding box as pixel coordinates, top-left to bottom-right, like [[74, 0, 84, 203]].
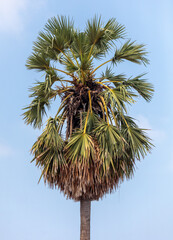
[[94, 122, 122, 173], [31, 117, 64, 183], [123, 74, 154, 101], [45, 15, 74, 45], [26, 52, 50, 71], [100, 69, 137, 105], [23, 97, 48, 128], [22, 70, 58, 128], [64, 130, 96, 163], [125, 126, 152, 159], [32, 16, 75, 67], [103, 18, 126, 41], [29, 70, 58, 97], [100, 67, 126, 83], [86, 16, 125, 59], [112, 40, 149, 65], [33, 31, 58, 60], [100, 70, 153, 102], [116, 113, 153, 159]]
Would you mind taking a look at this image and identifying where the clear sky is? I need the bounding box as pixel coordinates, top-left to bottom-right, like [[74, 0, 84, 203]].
[[0, 0, 173, 239]]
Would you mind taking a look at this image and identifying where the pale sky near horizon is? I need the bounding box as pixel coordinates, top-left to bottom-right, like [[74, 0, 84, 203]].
[[0, 0, 173, 239]]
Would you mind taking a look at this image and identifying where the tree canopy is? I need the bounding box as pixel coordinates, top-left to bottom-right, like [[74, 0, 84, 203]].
[[23, 16, 153, 201]]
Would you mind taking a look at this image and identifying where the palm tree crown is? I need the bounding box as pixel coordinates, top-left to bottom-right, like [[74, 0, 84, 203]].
[[23, 16, 153, 201]]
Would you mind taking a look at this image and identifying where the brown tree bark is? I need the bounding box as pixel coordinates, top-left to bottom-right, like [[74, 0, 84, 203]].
[[80, 200, 91, 240]]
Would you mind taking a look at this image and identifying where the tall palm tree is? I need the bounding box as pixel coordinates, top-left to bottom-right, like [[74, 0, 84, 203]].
[[23, 16, 153, 240]]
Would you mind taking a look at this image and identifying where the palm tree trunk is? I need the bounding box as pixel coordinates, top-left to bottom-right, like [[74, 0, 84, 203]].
[[80, 200, 91, 240]]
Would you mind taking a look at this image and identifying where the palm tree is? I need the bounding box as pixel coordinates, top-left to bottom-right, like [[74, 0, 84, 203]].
[[23, 16, 153, 240]]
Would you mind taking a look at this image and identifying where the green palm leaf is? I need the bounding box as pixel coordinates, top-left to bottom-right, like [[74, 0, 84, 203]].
[[31, 117, 64, 183], [26, 52, 50, 71], [94, 122, 122, 173], [64, 130, 96, 163], [22, 70, 59, 128], [86, 16, 125, 59], [125, 126, 152, 159], [23, 97, 48, 128], [112, 40, 149, 65], [101, 67, 126, 83], [124, 74, 154, 101]]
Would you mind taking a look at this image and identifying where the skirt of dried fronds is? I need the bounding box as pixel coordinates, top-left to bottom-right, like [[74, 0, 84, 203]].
[[43, 159, 121, 201]]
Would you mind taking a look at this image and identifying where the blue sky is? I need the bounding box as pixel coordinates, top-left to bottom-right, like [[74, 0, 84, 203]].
[[0, 0, 173, 239]]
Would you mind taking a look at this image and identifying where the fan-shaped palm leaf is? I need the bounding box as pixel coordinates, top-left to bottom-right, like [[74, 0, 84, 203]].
[[31, 117, 64, 182]]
